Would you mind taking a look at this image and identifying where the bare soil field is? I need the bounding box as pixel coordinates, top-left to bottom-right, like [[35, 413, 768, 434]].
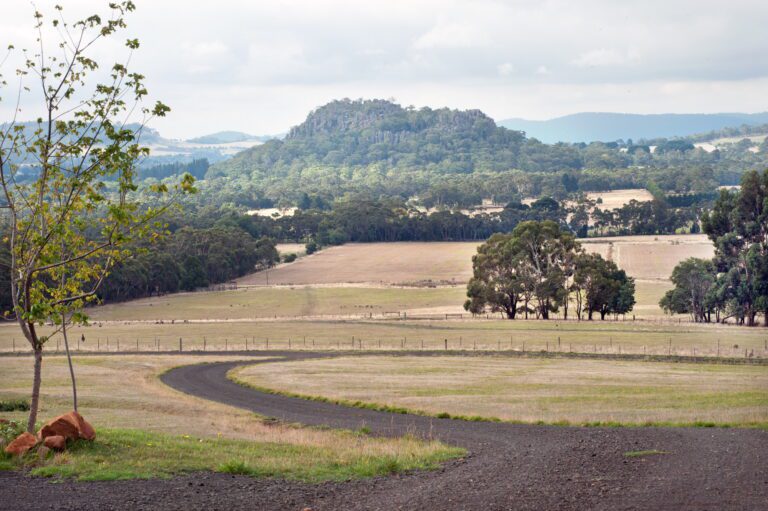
[[243, 235, 712, 286], [235, 355, 768, 426]]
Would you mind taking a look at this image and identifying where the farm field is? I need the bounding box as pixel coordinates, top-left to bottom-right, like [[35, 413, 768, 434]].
[[584, 188, 654, 209], [0, 355, 457, 480], [235, 356, 768, 426], [89, 286, 467, 322], [2, 315, 765, 357], [242, 235, 712, 286], [86, 280, 668, 322]]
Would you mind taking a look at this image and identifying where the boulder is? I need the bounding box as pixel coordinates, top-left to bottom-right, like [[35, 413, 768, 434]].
[[39, 412, 80, 441], [72, 411, 96, 441], [43, 435, 67, 451], [4, 432, 37, 456]]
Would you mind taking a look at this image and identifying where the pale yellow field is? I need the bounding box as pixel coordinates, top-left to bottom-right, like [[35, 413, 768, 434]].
[[586, 188, 654, 210], [276, 243, 306, 256], [242, 236, 712, 285], [581, 234, 714, 280], [239, 242, 478, 286], [235, 356, 768, 426]]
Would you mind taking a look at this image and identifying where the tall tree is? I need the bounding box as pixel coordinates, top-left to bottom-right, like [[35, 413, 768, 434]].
[[0, 2, 194, 432]]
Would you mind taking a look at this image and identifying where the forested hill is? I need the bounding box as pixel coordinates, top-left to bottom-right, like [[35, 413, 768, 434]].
[[209, 99, 534, 176], [203, 98, 768, 208]]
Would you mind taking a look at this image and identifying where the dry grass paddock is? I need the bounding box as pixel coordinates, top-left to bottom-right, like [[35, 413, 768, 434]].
[[235, 355, 768, 426], [0, 355, 452, 462], [581, 234, 714, 280], [239, 242, 478, 286], [241, 236, 712, 286], [585, 189, 654, 210], [2, 315, 765, 358]]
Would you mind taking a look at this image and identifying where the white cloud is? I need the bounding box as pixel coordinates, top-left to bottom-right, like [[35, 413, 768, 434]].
[[572, 48, 628, 68], [2, 0, 768, 138], [182, 41, 229, 58], [413, 22, 489, 50], [497, 62, 515, 76]]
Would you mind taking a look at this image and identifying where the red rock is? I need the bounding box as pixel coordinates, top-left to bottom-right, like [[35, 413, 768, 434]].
[[43, 435, 66, 451], [39, 413, 80, 441], [4, 432, 37, 456], [72, 411, 96, 441]]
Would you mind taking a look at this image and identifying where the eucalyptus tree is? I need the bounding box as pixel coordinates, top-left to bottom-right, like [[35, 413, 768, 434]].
[[0, 2, 194, 432]]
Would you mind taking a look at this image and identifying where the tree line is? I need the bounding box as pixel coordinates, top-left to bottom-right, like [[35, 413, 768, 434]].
[[661, 170, 768, 325], [465, 221, 635, 320]]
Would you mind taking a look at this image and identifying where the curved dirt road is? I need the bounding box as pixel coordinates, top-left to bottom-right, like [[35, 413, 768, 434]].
[[2, 352, 767, 510]]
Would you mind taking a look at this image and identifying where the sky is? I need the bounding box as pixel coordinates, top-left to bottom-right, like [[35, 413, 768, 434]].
[[2, 0, 768, 139]]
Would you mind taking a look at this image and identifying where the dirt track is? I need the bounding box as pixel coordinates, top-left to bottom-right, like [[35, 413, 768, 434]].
[[2, 352, 767, 510]]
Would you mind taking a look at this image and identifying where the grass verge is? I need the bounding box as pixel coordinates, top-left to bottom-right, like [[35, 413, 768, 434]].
[[3, 428, 462, 482], [228, 367, 768, 431]]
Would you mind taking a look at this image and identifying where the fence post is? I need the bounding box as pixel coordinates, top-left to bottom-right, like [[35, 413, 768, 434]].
[[179, 337, 182, 352], [204, 337, 206, 351], [445, 339, 448, 350]]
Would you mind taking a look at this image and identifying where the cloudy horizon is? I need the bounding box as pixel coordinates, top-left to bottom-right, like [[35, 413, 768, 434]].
[[2, 0, 768, 139]]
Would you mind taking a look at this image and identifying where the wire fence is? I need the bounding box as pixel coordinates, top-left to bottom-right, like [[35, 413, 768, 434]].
[[2, 333, 765, 361]]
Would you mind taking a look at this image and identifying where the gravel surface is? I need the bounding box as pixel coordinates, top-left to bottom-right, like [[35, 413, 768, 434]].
[[2, 351, 766, 510]]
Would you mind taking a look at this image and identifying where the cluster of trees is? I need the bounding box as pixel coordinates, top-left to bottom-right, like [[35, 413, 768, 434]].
[[98, 228, 278, 303], [661, 170, 768, 325], [590, 199, 700, 236], [465, 221, 635, 320]]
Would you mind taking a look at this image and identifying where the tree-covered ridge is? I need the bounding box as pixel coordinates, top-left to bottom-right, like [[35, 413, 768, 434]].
[[204, 99, 768, 209], [211, 98, 528, 177]]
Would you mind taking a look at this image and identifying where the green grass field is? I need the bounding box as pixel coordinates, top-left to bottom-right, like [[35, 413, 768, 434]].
[[234, 356, 768, 427], [0, 355, 461, 481]]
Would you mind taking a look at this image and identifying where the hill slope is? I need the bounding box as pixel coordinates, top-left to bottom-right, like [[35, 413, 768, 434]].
[[499, 112, 768, 143]]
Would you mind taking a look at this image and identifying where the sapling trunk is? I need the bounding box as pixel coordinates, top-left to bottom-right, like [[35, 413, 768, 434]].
[[62, 316, 78, 412], [27, 345, 43, 433]]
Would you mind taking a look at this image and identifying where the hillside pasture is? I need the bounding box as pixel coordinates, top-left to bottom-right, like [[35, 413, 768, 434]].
[[243, 236, 712, 285], [581, 234, 714, 280], [235, 356, 768, 426], [239, 242, 478, 286]]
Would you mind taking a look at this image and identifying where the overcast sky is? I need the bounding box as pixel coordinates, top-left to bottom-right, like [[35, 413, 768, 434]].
[[2, 0, 768, 138]]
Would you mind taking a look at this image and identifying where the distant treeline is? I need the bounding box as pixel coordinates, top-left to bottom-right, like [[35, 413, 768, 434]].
[[138, 158, 209, 180], [97, 227, 278, 303]]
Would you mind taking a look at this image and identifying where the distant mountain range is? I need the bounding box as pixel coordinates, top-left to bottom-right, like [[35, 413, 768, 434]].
[[498, 112, 768, 144]]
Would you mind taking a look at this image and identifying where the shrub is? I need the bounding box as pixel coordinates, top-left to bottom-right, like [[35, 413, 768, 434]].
[[282, 253, 297, 263], [0, 399, 30, 412]]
